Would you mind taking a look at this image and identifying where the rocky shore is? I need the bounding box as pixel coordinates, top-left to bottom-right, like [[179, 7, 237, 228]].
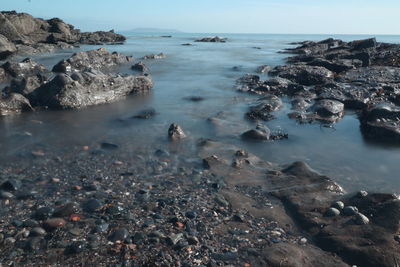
[[237, 37, 400, 144], [1, 10, 400, 267]]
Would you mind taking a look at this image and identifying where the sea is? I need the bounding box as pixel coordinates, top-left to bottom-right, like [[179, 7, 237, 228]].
[[1, 32, 400, 193]]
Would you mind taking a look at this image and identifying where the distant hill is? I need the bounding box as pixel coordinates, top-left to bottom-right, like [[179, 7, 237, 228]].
[[127, 28, 182, 33]]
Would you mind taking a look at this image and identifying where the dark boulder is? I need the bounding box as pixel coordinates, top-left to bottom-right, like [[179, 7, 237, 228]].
[[0, 93, 33, 115], [269, 64, 334, 86], [29, 70, 153, 109], [168, 123, 186, 140], [246, 95, 283, 121], [360, 103, 400, 143], [131, 61, 149, 73]]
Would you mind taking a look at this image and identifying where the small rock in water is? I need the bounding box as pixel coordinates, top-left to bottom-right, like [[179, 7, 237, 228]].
[[331, 201, 345, 210], [34, 206, 55, 220], [65, 241, 86, 255], [343, 206, 359, 216], [132, 108, 157, 119], [100, 142, 119, 150], [241, 128, 270, 141], [354, 213, 369, 225], [168, 123, 186, 140], [326, 207, 340, 217]]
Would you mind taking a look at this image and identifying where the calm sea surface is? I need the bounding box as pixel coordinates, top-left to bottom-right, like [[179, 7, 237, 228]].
[[1, 33, 400, 193]]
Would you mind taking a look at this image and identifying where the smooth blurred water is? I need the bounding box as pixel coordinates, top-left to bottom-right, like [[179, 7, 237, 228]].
[[1, 33, 400, 193]]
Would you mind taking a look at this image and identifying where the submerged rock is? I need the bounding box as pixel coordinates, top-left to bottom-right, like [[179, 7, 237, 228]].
[[142, 53, 166, 60]]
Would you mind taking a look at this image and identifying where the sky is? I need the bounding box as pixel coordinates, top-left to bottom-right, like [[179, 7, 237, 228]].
[[1, 0, 399, 35]]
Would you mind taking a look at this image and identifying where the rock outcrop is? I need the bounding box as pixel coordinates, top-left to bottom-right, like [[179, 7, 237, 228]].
[[0, 11, 126, 59]]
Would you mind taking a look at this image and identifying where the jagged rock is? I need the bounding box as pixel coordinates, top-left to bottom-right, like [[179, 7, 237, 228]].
[[79, 30, 126, 45], [269, 64, 334, 86], [168, 123, 186, 140], [131, 62, 149, 73], [0, 34, 16, 60], [246, 95, 283, 121], [52, 48, 132, 73], [29, 70, 152, 109], [0, 93, 33, 115]]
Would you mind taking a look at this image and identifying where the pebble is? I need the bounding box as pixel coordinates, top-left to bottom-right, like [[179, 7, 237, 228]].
[[53, 202, 80, 217], [343, 206, 359, 216], [100, 142, 119, 150], [331, 201, 345, 210], [108, 228, 129, 242], [0, 191, 14, 199], [43, 218, 67, 230], [166, 233, 183, 246], [82, 199, 103, 213], [30, 227, 47, 237], [326, 207, 340, 217], [34, 206, 55, 220], [26, 237, 43, 251], [65, 241, 86, 255], [354, 213, 369, 225], [1, 179, 22, 191], [94, 223, 109, 233], [357, 191, 368, 197]]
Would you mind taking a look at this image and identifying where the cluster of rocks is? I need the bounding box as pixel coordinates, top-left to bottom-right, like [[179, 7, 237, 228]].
[[0, 11, 126, 60], [237, 38, 400, 142], [195, 36, 227, 43], [0, 48, 153, 112]]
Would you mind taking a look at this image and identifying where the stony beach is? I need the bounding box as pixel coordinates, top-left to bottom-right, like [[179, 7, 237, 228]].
[[1, 11, 400, 267]]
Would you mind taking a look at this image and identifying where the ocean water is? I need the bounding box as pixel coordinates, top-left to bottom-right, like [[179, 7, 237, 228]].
[[1, 33, 400, 193]]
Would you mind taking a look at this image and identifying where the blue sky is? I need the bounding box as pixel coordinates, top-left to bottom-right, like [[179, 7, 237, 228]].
[[2, 0, 399, 34]]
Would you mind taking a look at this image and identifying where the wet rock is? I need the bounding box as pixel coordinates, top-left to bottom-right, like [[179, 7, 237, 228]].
[[307, 58, 359, 73], [168, 123, 186, 140], [184, 96, 205, 102], [166, 233, 183, 246], [131, 61, 149, 73], [30, 227, 46, 237], [360, 103, 400, 143], [195, 36, 227, 43], [325, 207, 340, 217], [43, 218, 66, 230], [342, 206, 358, 216], [33, 206, 54, 220], [211, 252, 238, 261], [100, 142, 119, 150], [1, 179, 22, 191], [311, 99, 344, 118], [132, 108, 157, 119], [241, 127, 271, 141], [246, 95, 283, 121], [0, 93, 33, 116], [256, 65, 272, 73], [263, 243, 349, 267], [29, 71, 153, 109], [79, 30, 126, 45], [52, 48, 132, 73], [53, 202, 80, 217], [142, 53, 166, 59], [94, 223, 109, 233], [64, 241, 86, 255], [108, 228, 129, 242], [269, 64, 334, 86], [0, 191, 14, 199], [331, 201, 344, 210], [354, 212, 369, 225]]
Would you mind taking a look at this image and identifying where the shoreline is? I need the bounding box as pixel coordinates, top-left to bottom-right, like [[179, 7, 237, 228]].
[[1, 11, 400, 267]]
